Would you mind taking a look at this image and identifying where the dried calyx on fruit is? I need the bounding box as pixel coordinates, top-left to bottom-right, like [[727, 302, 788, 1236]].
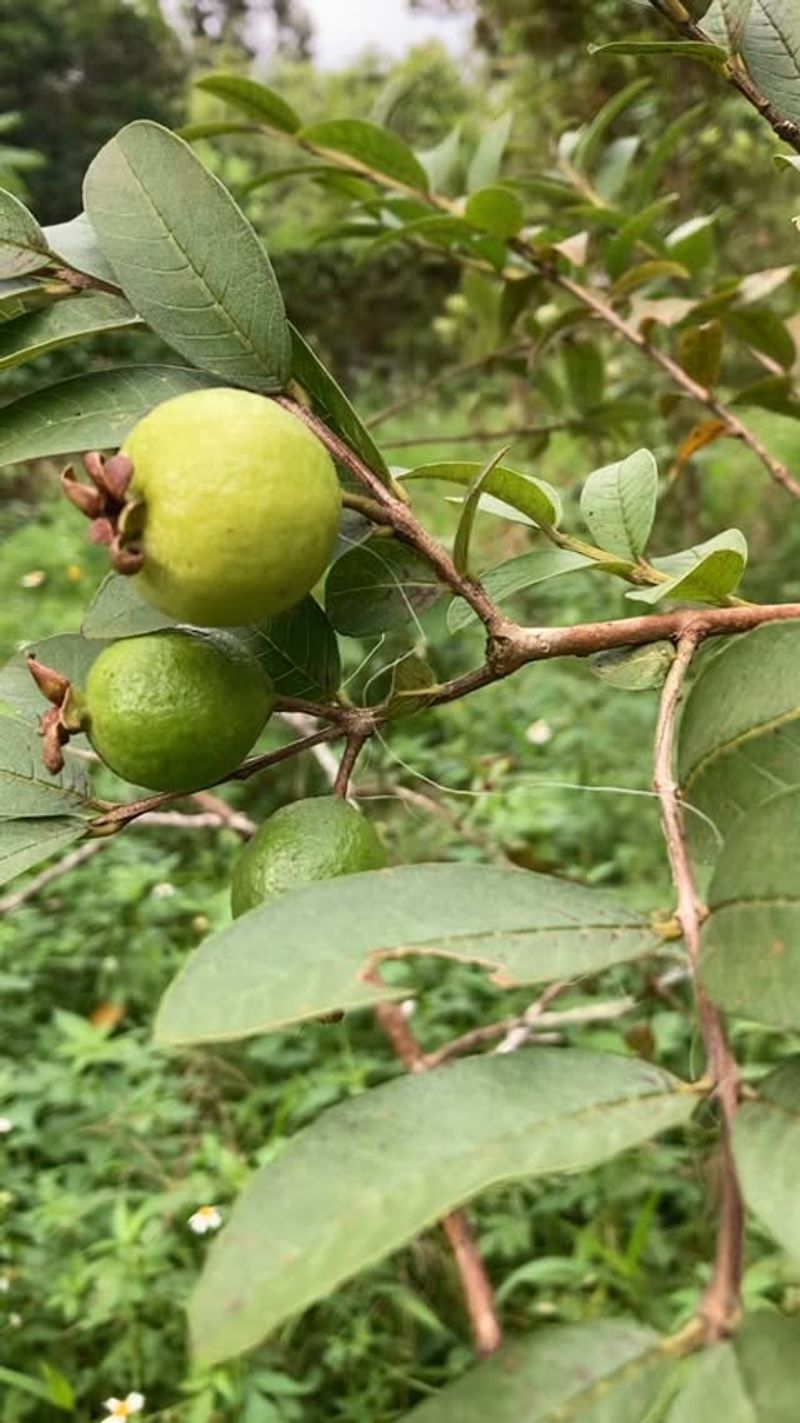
[[61, 451, 144, 576]]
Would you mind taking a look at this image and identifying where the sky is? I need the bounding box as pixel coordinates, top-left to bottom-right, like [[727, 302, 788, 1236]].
[[302, 0, 474, 69]]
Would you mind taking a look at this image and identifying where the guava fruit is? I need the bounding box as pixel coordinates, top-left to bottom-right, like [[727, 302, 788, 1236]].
[[230, 795, 386, 916], [85, 628, 274, 792], [121, 388, 341, 626]]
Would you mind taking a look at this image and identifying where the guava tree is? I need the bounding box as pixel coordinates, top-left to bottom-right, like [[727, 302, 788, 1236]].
[[1, 0, 800, 1415]]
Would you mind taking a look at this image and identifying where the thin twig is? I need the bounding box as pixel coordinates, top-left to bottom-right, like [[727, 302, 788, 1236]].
[[367, 341, 534, 428], [424, 992, 635, 1069], [653, 634, 744, 1341], [383, 423, 566, 449], [333, 732, 368, 799]]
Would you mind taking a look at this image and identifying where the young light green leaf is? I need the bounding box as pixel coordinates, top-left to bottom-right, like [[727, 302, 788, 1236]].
[[0, 294, 138, 375], [453, 447, 509, 575], [402, 460, 562, 528], [589, 40, 727, 68], [84, 121, 291, 391], [448, 549, 592, 632], [734, 1059, 800, 1261], [416, 124, 462, 193], [666, 1313, 800, 1422], [701, 787, 800, 1028], [0, 717, 88, 818], [325, 538, 442, 636], [626, 529, 747, 605], [243, 597, 341, 700], [467, 111, 513, 192], [563, 339, 605, 413], [0, 818, 86, 890], [179, 119, 263, 143], [589, 641, 677, 692], [43, 213, 118, 284], [679, 320, 723, 389], [580, 448, 658, 560], [81, 575, 177, 640], [572, 79, 651, 174], [0, 1362, 77, 1414], [0, 188, 50, 278], [190, 1050, 693, 1364], [195, 73, 301, 134], [290, 326, 390, 480], [402, 1320, 675, 1422], [300, 118, 429, 191], [155, 864, 662, 1046], [678, 622, 800, 852], [464, 185, 524, 239], [0, 365, 219, 466]]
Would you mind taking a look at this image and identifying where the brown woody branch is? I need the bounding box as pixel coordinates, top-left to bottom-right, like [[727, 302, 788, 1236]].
[[649, 0, 800, 155], [653, 634, 744, 1341]]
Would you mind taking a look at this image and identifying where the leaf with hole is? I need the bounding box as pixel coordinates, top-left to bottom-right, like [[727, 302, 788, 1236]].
[[244, 597, 341, 700], [626, 529, 747, 605], [402, 460, 561, 528], [0, 189, 50, 278], [325, 538, 441, 636], [701, 787, 800, 1028], [401, 1319, 677, 1422], [448, 549, 592, 632], [189, 1050, 693, 1363], [84, 121, 291, 391], [0, 294, 138, 375], [0, 365, 219, 466], [678, 621, 800, 853], [581, 448, 657, 560], [155, 863, 662, 1045], [195, 73, 301, 134]]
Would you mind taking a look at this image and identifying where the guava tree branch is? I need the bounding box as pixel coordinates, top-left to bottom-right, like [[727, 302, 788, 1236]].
[[648, 0, 800, 154], [653, 633, 743, 1341]]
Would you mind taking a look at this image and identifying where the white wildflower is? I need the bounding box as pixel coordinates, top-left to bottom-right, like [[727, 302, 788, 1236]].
[[100, 1393, 145, 1420], [188, 1204, 222, 1235]]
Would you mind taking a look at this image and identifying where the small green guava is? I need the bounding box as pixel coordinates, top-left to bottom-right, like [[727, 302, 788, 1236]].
[[122, 388, 342, 627], [85, 629, 274, 793], [230, 796, 387, 917]]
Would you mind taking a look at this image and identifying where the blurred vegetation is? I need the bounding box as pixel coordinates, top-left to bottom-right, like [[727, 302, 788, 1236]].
[[3, 0, 800, 1418]]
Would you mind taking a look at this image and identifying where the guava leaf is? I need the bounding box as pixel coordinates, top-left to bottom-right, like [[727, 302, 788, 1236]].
[[626, 529, 747, 605], [0, 633, 109, 719], [155, 863, 662, 1045], [0, 189, 51, 278], [84, 121, 291, 391], [43, 213, 118, 284], [0, 294, 138, 375], [300, 118, 429, 191], [81, 575, 178, 640], [580, 448, 658, 559], [326, 538, 442, 635], [402, 460, 561, 527], [290, 326, 390, 480], [0, 717, 88, 818], [190, 1051, 693, 1364], [666, 1313, 800, 1421], [195, 73, 301, 134], [464, 185, 524, 238], [448, 548, 592, 632], [245, 597, 341, 700], [0, 365, 220, 466], [0, 818, 86, 890], [734, 1059, 800, 1261], [467, 111, 513, 192], [701, 787, 800, 1028]]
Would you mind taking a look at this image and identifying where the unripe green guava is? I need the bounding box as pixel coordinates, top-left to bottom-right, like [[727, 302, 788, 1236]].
[[85, 629, 274, 792], [230, 796, 387, 917], [122, 389, 341, 627]]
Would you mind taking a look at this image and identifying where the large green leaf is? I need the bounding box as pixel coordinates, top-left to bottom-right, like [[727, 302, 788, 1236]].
[[190, 1050, 693, 1363], [195, 73, 301, 134], [0, 817, 86, 889], [701, 787, 800, 1028], [290, 326, 390, 480], [0, 294, 138, 375], [448, 548, 593, 632], [699, 0, 754, 50], [627, 529, 747, 605], [734, 1059, 800, 1261], [155, 863, 661, 1045], [666, 1312, 800, 1421], [0, 717, 88, 818], [0, 189, 50, 278], [325, 537, 442, 636], [707, 1, 800, 125], [84, 121, 291, 391], [0, 365, 219, 466], [245, 597, 341, 700], [80, 575, 177, 640], [401, 1320, 674, 1422], [402, 460, 562, 527], [300, 118, 429, 191], [678, 622, 800, 852], [580, 448, 657, 560], [43, 213, 118, 284]]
